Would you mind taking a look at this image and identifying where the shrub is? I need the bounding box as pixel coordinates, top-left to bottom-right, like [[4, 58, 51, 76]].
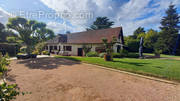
[[0, 83, 20, 101], [127, 53, 139, 58], [86, 52, 98, 57], [35, 42, 46, 54], [0, 53, 8, 73], [0, 53, 24, 100], [20, 47, 27, 54], [120, 49, 129, 57], [32, 50, 39, 55], [99, 53, 106, 58], [112, 53, 123, 58], [124, 37, 139, 52], [42, 51, 49, 55], [82, 45, 92, 56], [17, 53, 24, 55]]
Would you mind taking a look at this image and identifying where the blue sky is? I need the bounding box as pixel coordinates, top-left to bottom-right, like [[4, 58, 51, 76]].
[[0, 0, 180, 36]]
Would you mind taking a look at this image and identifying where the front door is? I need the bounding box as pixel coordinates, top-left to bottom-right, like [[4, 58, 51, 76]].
[[78, 48, 83, 56]]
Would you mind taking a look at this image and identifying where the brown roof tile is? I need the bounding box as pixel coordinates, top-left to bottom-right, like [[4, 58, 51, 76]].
[[67, 27, 123, 44]]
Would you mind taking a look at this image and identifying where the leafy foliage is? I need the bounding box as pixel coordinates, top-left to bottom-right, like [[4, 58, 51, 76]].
[[0, 54, 27, 101], [0, 83, 20, 101], [7, 17, 55, 54], [86, 52, 99, 57], [34, 42, 47, 54], [132, 27, 145, 39], [124, 36, 139, 52], [0, 53, 9, 74], [0, 22, 17, 43], [157, 3, 180, 54], [99, 52, 106, 58], [112, 50, 128, 58], [42, 51, 49, 55], [82, 44, 92, 56], [144, 29, 159, 50]]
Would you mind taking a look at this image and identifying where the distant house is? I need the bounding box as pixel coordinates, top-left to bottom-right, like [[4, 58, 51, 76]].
[[45, 27, 124, 56]]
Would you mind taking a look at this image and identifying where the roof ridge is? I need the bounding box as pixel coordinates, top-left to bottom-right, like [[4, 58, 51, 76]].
[[70, 27, 122, 35]]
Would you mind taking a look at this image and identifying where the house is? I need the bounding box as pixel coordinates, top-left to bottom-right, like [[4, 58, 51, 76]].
[[45, 27, 124, 56]]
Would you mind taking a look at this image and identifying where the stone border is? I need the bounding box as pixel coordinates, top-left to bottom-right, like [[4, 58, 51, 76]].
[[81, 62, 179, 85]]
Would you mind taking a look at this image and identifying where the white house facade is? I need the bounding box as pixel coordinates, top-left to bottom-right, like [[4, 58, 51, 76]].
[[45, 27, 124, 56]]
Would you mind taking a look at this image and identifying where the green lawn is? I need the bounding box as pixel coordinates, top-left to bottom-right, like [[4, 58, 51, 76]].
[[144, 53, 180, 58], [56, 56, 180, 82]]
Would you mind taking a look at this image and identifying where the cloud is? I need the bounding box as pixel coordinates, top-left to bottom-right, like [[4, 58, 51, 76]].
[[0, 7, 12, 24], [40, 0, 180, 35], [47, 21, 76, 34], [1, 0, 179, 35]]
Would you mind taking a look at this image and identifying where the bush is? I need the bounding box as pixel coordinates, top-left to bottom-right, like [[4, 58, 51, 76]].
[[35, 42, 47, 54], [0, 83, 20, 101], [112, 53, 123, 58], [112, 50, 129, 58], [20, 47, 27, 54], [127, 53, 139, 58], [86, 52, 98, 57], [42, 51, 49, 55], [0, 53, 24, 100], [99, 53, 106, 58], [124, 37, 139, 52], [17, 53, 24, 55], [0, 53, 8, 73], [120, 49, 128, 57], [32, 50, 39, 55]]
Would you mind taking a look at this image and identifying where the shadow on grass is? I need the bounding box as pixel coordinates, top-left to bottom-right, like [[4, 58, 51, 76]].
[[113, 60, 149, 66], [17, 57, 80, 70], [153, 66, 164, 69]]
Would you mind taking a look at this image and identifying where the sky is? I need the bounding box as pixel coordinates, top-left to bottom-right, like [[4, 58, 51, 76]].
[[0, 0, 180, 36]]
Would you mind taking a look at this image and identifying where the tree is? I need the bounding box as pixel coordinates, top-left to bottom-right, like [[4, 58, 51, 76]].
[[7, 17, 55, 54], [33, 22, 55, 42], [0, 23, 17, 43], [124, 36, 139, 52], [7, 17, 37, 54], [144, 29, 159, 50], [0, 23, 5, 42], [132, 27, 145, 39], [6, 37, 17, 43], [66, 31, 71, 34], [0, 23, 5, 32], [157, 3, 180, 54], [87, 17, 114, 30]]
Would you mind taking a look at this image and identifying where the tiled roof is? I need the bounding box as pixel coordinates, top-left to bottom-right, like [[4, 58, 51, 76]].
[[46, 34, 67, 44], [46, 27, 124, 44], [67, 27, 123, 44]]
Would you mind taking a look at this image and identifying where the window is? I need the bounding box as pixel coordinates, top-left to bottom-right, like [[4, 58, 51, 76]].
[[50, 46, 53, 50], [54, 46, 57, 50], [64, 46, 72, 51]]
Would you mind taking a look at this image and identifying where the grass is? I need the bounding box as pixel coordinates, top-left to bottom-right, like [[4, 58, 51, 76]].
[[56, 56, 180, 82], [144, 53, 180, 58]]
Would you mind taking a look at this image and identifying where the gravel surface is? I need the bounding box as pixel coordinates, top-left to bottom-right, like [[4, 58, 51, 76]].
[[7, 57, 179, 101]]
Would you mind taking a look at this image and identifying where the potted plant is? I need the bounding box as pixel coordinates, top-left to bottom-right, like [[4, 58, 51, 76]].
[[104, 49, 113, 61], [102, 38, 114, 61]]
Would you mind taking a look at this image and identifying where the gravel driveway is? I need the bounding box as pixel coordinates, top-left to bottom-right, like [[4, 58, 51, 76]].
[[7, 57, 179, 101]]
